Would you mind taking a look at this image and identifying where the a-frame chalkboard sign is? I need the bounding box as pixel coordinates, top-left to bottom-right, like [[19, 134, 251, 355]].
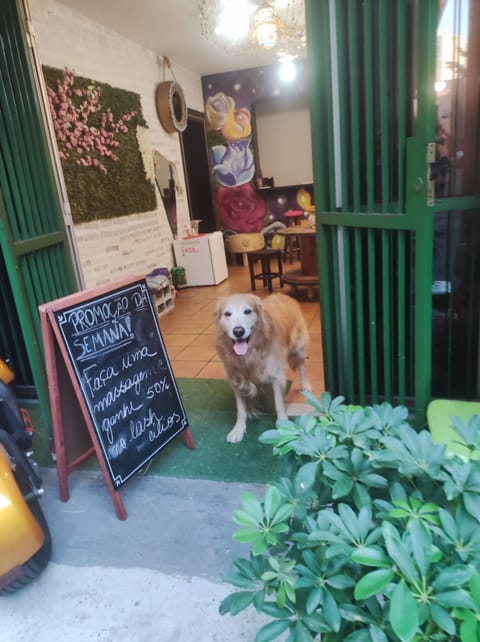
[[39, 276, 194, 520]]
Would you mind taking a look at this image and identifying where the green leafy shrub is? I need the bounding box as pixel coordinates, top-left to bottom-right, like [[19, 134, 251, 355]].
[[219, 392, 480, 642]]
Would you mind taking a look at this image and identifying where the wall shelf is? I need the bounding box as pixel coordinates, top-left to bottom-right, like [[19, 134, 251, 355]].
[[148, 277, 175, 317]]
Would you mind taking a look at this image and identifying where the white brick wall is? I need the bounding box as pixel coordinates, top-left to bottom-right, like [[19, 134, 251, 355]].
[[30, 0, 205, 288]]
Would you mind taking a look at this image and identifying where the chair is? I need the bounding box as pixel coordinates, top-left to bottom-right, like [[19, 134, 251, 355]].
[[247, 246, 283, 293], [223, 232, 283, 292]]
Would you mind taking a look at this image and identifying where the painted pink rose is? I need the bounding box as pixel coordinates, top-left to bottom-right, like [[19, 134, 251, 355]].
[[216, 183, 266, 233]]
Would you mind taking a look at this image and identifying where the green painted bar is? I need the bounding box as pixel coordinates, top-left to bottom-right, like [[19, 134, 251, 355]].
[[411, 0, 437, 422], [53, 244, 73, 294], [363, 0, 375, 212], [0, 91, 27, 240], [34, 251, 56, 302], [13, 231, 65, 256], [48, 247, 70, 298], [396, 0, 407, 212], [342, 228, 355, 400], [24, 254, 47, 313], [367, 230, 379, 400], [319, 0, 337, 212], [306, 0, 336, 388], [18, 258, 44, 348], [354, 229, 366, 403], [348, 0, 361, 212], [334, 0, 349, 212], [435, 196, 480, 211], [320, 0, 336, 211], [378, 0, 390, 211], [331, 231, 344, 392], [381, 231, 392, 398], [397, 231, 406, 402], [320, 228, 338, 390], [306, 2, 327, 211], [0, 134, 22, 239], [316, 210, 417, 230]]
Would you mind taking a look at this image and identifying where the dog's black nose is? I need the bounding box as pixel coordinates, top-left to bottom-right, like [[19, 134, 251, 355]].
[[233, 326, 245, 338]]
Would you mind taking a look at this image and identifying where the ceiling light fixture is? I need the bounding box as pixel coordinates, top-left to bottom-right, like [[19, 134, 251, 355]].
[[254, 4, 280, 50], [199, 0, 306, 61]]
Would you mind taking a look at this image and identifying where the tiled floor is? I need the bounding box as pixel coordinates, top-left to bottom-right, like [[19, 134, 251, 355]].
[[158, 260, 325, 405]]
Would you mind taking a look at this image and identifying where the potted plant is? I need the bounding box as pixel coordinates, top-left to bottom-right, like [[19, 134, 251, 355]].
[[219, 393, 480, 642]]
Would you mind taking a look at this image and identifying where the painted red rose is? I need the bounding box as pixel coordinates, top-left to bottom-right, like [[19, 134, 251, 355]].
[[216, 183, 266, 233]]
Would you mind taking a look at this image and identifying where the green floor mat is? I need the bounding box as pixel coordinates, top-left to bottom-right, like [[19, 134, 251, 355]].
[[22, 379, 290, 484]]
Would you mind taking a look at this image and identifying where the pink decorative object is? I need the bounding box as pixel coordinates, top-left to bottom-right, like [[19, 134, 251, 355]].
[[47, 67, 137, 175]]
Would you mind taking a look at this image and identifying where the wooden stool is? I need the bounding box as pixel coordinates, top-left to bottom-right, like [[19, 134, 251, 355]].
[[283, 233, 300, 264], [247, 248, 283, 292]]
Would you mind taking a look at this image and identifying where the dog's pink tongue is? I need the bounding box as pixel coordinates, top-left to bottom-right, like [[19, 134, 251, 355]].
[[234, 340, 248, 356]]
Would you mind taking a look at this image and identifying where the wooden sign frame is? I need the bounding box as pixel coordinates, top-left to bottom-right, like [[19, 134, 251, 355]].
[[39, 275, 194, 520]]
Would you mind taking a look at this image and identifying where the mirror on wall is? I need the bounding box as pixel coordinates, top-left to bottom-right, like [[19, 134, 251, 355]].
[[252, 95, 313, 187], [153, 150, 178, 236]]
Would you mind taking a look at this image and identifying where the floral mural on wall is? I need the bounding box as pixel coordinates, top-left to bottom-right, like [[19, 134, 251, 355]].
[[203, 63, 314, 237], [206, 91, 265, 233]]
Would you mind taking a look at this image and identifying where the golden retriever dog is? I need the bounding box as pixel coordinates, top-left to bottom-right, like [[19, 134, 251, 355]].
[[214, 292, 312, 443]]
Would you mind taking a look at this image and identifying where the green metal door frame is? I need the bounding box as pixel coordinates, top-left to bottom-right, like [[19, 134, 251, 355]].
[[306, 0, 438, 422], [0, 0, 77, 430]]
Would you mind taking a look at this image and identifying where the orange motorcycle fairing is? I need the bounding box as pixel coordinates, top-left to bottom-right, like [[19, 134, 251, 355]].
[[0, 444, 44, 577]]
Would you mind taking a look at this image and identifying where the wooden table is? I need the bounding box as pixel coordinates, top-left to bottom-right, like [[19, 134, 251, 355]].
[[277, 227, 318, 299]]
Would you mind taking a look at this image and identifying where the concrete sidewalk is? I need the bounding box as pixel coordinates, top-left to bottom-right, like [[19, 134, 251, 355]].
[[2, 468, 272, 642]]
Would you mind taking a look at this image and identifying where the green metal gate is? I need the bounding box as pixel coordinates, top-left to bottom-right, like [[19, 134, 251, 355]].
[[0, 0, 76, 424], [306, 0, 438, 421]]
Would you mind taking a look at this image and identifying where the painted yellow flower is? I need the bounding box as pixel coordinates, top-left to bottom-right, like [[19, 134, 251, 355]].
[[221, 107, 252, 141], [297, 188, 315, 212]]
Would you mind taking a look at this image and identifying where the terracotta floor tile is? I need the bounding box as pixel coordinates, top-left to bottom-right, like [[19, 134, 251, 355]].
[[189, 334, 216, 348], [163, 334, 198, 347], [174, 345, 217, 361], [170, 361, 204, 378], [197, 361, 226, 378]]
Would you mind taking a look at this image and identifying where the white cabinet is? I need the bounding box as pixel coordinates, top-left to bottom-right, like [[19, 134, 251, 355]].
[[173, 231, 228, 286]]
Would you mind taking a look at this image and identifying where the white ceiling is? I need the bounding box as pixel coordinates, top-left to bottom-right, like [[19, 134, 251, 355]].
[[54, 0, 306, 76]]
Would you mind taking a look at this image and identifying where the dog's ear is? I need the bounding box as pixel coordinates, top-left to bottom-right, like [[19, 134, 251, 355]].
[[252, 296, 269, 334], [214, 298, 225, 320]]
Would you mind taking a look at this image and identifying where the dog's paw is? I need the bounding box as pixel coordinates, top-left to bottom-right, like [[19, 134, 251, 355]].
[[227, 425, 246, 443], [301, 379, 313, 393]]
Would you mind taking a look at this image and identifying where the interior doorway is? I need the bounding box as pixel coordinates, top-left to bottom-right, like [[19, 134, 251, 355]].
[[180, 109, 217, 233]]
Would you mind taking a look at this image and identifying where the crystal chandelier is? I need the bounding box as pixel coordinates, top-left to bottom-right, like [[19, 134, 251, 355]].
[[198, 0, 306, 60]]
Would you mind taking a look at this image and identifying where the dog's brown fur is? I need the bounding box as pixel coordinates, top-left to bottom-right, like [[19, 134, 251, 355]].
[[214, 292, 311, 442]]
